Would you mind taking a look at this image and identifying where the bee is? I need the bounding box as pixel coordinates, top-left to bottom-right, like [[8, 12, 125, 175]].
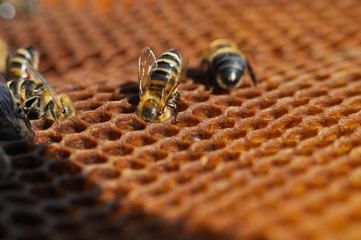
[[0, 38, 8, 74], [7, 61, 76, 124], [0, 74, 32, 141], [137, 47, 187, 123], [0, 146, 11, 181], [7, 45, 39, 80], [201, 39, 257, 92]]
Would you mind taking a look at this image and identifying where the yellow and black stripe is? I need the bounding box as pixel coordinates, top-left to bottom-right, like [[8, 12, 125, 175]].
[[7, 79, 43, 112], [7, 45, 39, 80], [148, 48, 181, 98]]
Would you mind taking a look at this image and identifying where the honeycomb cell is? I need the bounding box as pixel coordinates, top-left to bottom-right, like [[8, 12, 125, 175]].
[[269, 116, 302, 130], [233, 88, 262, 99], [310, 95, 343, 107], [89, 124, 122, 140], [136, 148, 168, 162], [34, 131, 62, 144], [86, 167, 120, 181], [42, 145, 71, 160], [148, 124, 179, 138], [114, 115, 146, 131], [3, 141, 36, 156], [236, 117, 269, 130], [72, 150, 108, 165], [63, 134, 98, 149], [57, 120, 88, 134], [212, 96, 243, 106], [19, 171, 53, 183], [59, 177, 96, 193], [12, 155, 44, 170], [30, 185, 66, 198], [81, 110, 111, 124], [212, 128, 247, 142], [257, 107, 289, 119], [202, 117, 235, 130], [182, 92, 210, 102], [10, 211, 44, 226], [104, 101, 135, 114], [291, 105, 324, 116], [123, 132, 157, 147], [191, 140, 225, 152], [31, 119, 54, 131], [76, 99, 102, 111], [243, 98, 276, 110], [159, 138, 191, 152], [181, 128, 213, 142], [192, 104, 222, 118], [225, 107, 255, 119], [176, 114, 200, 127], [101, 142, 134, 156], [48, 160, 83, 175]]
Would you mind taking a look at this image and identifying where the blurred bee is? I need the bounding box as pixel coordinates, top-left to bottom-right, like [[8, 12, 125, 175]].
[[0, 146, 11, 181], [7, 61, 76, 124], [0, 74, 32, 141], [7, 45, 39, 80], [0, 38, 8, 74], [201, 39, 257, 92], [137, 47, 187, 123]]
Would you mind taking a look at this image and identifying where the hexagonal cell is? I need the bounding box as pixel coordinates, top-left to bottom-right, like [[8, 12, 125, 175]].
[[30, 185, 66, 198], [57, 120, 88, 134], [158, 138, 191, 152], [302, 116, 339, 128], [114, 115, 146, 131], [257, 107, 289, 119], [176, 114, 200, 128], [182, 92, 210, 102], [192, 104, 222, 118], [86, 167, 120, 181], [181, 128, 213, 142], [72, 150, 108, 165], [101, 142, 134, 156], [248, 129, 282, 145], [135, 148, 168, 162], [269, 116, 302, 130], [104, 101, 135, 114], [76, 100, 102, 111], [48, 160, 83, 175], [236, 117, 269, 130], [34, 131, 62, 144], [89, 124, 122, 141], [191, 140, 225, 152], [291, 105, 324, 116], [59, 176, 96, 193], [148, 124, 179, 138], [3, 141, 36, 156], [201, 117, 235, 130], [42, 145, 71, 160], [31, 119, 54, 131], [93, 92, 124, 102], [243, 98, 276, 110], [310, 96, 343, 107], [233, 88, 262, 99], [212, 96, 243, 106], [123, 132, 157, 147], [212, 128, 247, 142], [10, 211, 44, 226], [12, 155, 44, 170], [19, 171, 53, 183], [225, 107, 255, 119], [81, 110, 111, 124], [63, 134, 97, 149]]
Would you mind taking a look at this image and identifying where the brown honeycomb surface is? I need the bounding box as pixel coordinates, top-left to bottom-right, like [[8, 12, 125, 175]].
[[1, 0, 361, 239]]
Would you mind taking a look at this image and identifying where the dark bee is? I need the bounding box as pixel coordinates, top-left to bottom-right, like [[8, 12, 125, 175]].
[[7, 45, 39, 80], [201, 39, 257, 92], [0, 146, 11, 181], [0, 74, 32, 141], [137, 47, 187, 123]]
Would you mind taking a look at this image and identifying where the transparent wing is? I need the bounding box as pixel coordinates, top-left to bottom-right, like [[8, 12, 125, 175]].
[[138, 47, 157, 97], [24, 61, 65, 112], [160, 57, 189, 111], [0, 74, 20, 129]]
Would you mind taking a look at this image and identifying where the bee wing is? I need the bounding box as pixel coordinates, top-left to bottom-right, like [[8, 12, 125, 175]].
[[0, 74, 21, 129], [138, 47, 157, 97], [24, 61, 65, 112], [160, 57, 189, 111]]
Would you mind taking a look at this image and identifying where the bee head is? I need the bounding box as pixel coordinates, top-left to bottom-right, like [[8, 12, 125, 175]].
[[140, 99, 159, 122], [55, 93, 76, 121]]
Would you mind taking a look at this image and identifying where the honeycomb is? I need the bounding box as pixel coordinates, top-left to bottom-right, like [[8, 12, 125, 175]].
[[0, 0, 361, 239]]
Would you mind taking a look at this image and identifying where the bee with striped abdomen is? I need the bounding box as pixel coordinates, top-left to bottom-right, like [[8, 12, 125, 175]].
[[0, 74, 32, 141], [201, 39, 257, 92], [7, 61, 76, 124], [7, 45, 39, 80], [137, 47, 187, 123]]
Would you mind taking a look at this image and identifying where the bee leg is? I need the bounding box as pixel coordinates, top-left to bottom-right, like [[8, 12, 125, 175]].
[[16, 113, 34, 133], [205, 62, 214, 93], [166, 102, 178, 115], [49, 101, 59, 125], [246, 61, 257, 87]]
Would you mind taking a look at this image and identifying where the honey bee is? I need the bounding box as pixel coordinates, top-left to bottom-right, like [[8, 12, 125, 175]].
[[201, 39, 257, 92], [0, 74, 32, 141], [137, 47, 187, 123], [7, 61, 76, 124], [7, 45, 39, 80], [0, 146, 11, 180]]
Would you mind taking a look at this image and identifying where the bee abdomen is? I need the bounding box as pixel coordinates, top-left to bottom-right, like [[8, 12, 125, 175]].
[[212, 52, 245, 88], [8, 46, 38, 80]]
